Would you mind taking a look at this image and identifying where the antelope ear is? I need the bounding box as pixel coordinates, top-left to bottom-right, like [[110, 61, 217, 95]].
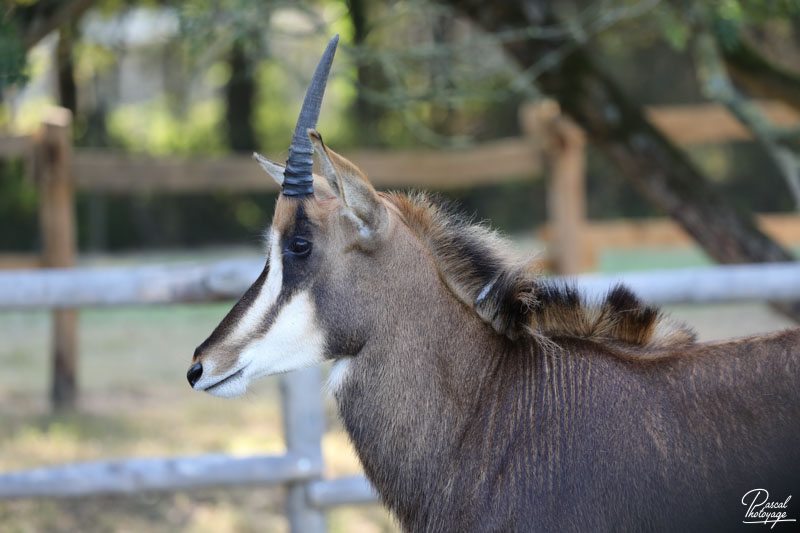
[[308, 129, 388, 241], [253, 152, 285, 186]]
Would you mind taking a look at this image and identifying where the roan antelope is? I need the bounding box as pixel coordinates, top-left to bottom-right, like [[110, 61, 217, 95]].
[[188, 36, 800, 532]]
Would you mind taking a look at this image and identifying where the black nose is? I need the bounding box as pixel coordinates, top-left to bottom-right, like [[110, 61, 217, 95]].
[[187, 363, 203, 387]]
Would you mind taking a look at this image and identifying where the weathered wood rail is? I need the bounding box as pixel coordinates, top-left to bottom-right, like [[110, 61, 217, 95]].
[[0, 452, 323, 499], [72, 137, 540, 192], [1, 260, 800, 310], [1, 259, 799, 533], [0, 365, 382, 530]]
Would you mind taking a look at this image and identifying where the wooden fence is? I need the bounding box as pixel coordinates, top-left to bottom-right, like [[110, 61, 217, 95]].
[[3, 100, 799, 408], [538, 212, 800, 271], [524, 99, 800, 272], [0, 107, 550, 411], [2, 100, 800, 531], [2, 258, 800, 310], [0, 363, 376, 532], [1, 260, 800, 533]]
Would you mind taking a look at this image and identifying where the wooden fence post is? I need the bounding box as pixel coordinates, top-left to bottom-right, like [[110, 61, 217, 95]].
[[546, 114, 587, 275], [521, 100, 589, 274], [281, 367, 326, 533], [36, 107, 78, 410]]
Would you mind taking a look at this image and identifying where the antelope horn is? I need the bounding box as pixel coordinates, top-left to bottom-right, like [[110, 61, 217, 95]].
[[282, 34, 339, 197]]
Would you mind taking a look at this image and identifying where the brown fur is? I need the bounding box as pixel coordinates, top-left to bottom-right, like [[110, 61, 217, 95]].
[[195, 138, 800, 533], [386, 190, 695, 349]]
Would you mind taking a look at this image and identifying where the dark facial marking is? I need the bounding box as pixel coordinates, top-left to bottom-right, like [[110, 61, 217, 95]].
[[247, 201, 321, 338], [279, 203, 318, 292], [195, 256, 270, 356]]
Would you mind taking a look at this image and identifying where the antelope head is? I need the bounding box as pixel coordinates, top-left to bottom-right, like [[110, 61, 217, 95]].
[[187, 35, 396, 397]]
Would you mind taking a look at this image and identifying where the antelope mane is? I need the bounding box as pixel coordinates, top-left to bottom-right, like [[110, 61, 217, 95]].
[[386, 191, 695, 351]]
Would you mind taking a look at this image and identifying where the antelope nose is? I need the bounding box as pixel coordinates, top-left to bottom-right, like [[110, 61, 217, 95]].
[[187, 363, 203, 387]]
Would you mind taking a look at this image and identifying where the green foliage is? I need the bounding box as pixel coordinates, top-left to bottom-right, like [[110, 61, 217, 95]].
[[252, 59, 305, 153], [73, 40, 117, 85], [107, 98, 227, 155], [718, 0, 800, 21], [0, 161, 39, 251], [626, 0, 800, 54], [0, 18, 28, 90], [710, 0, 800, 51], [654, 6, 690, 50], [179, 0, 287, 59], [1, 0, 798, 251]]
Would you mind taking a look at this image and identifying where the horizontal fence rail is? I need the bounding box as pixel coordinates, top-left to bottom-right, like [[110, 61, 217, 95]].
[[1, 260, 798, 505], [573, 262, 800, 304], [0, 452, 323, 499], [0, 458, 377, 505], [0, 260, 799, 309], [72, 138, 541, 193], [0, 259, 264, 308], [307, 476, 380, 508]]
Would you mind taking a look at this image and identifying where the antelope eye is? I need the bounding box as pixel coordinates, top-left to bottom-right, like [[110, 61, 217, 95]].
[[287, 237, 312, 257]]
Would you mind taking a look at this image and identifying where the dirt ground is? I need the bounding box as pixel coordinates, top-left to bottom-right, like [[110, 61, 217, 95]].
[[0, 246, 795, 533]]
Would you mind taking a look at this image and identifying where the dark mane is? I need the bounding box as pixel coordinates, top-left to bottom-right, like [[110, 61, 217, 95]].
[[386, 191, 695, 349]]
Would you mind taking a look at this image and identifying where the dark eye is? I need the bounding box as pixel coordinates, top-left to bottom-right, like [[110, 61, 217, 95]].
[[287, 237, 312, 257]]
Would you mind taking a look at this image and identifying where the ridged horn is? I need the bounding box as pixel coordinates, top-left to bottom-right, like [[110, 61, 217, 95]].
[[282, 34, 339, 197]]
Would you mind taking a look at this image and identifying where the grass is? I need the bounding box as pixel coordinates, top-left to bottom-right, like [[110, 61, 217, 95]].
[[0, 302, 399, 533], [0, 244, 796, 532]]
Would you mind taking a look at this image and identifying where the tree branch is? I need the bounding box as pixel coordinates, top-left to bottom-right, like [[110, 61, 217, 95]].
[[23, 0, 96, 51], [448, 0, 800, 323], [691, 26, 800, 210]]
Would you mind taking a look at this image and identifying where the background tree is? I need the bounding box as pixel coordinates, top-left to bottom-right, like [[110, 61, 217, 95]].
[[1, 0, 96, 90], [0, 0, 798, 323], [444, 0, 800, 321], [224, 38, 257, 151]]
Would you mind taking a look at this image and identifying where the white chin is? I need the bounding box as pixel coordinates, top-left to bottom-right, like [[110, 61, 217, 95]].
[[204, 376, 249, 398]]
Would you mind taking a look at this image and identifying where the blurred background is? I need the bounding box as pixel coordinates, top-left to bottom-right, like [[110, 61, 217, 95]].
[[1, 0, 799, 531]]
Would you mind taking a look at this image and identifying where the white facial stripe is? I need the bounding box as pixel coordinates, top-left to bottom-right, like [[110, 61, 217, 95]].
[[231, 228, 284, 343], [205, 291, 326, 398]]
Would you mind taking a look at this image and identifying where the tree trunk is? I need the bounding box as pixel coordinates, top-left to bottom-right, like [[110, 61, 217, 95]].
[[19, 0, 96, 51], [346, 0, 384, 145], [225, 41, 257, 152], [429, 12, 456, 134], [347, 0, 369, 127], [56, 25, 77, 115], [450, 1, 800, 322]]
